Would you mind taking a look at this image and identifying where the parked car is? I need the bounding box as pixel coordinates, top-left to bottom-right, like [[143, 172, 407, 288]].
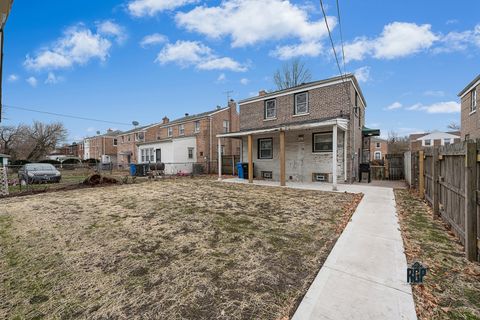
[[18, 163, 62, 184]]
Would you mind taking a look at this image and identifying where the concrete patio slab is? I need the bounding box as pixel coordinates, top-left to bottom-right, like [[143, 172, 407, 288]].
[[222, 178, 417, 320]]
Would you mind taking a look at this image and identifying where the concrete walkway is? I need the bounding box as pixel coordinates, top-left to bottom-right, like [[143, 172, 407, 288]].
[[223, 178, 417, 320]]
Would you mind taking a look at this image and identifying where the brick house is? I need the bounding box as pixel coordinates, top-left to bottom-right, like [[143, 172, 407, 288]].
[[48, 142, 84, 161], [369, 137, 388, 161], [83, 129, 121, 163], [458, 74, 480, 140], [119, 100, 239, 173], [409, 131, 461, 152], [217, 74, 375, 189]]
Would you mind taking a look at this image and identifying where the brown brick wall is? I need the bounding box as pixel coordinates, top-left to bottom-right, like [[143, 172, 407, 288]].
[[370, 139, 388, 160], [461, 85, 479, 140]]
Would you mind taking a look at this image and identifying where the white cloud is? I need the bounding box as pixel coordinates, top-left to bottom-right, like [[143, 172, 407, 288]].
[[128, 0, 197, 17], [140, 33, 168, 47], [26, 76, 38, 87], [176, 0, 335, 48], [216, 73, 226, 83], [353, 66, 371, 83], [240, 78, 249, 85], [45, 72, 64, 84], [423, 90, 445, 97], [407, 101, 460, 114], [24, 24, 119, 71], [271, 41, 323, 60], [7, 74, 19, 82], [97, 20, 127, 44], [155, 40, 247, 71], [435, 25, 480, 53], [344, 22, 438, 62], [385, 102, 402, 110]]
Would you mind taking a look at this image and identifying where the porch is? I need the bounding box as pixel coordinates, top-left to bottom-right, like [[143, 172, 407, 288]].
[[217, 118, 349, 190]]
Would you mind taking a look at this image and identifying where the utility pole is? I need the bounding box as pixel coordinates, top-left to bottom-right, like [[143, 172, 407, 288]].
[[0, 0, 14, 123]]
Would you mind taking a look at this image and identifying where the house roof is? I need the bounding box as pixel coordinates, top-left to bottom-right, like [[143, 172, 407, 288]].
[[415, 131, 460, 141], [238, 74, 367, 107], [85, 130, 123, 139], [458, 74, 480, 97], [0, 153, 11, 158]]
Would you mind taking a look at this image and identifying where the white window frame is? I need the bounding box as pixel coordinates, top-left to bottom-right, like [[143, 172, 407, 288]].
[[113, 138, 117, 146], [167, 127, 173, 137], [313, 132, 333, 153], [194, 121, 200, 133], [258, 138, 273, 159], [188, 147, 194, 159], [264, 99, 277, 119], [141, 149, 145, 162], [150, 148, 154, 162], [223, 120, 230, 133], [423, 139, 432, 146], [471, 88, 477, 113], [443, 138, 452, 145], [376, 142, 380, 148], [294, 92, 309, 115], [374, 151, 382, 160], [179, 124, 185, 136]]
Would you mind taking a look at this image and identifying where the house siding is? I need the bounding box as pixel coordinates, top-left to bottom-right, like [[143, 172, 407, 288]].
[[460, 85, 479, 140]]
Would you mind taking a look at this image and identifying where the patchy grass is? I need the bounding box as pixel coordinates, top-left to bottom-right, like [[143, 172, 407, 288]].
[[395, 189, 480, 320], [0, 178, 361, 320]]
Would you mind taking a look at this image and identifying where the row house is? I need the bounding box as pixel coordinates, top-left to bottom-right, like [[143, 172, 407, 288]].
[[409, 131, 460, 152], [117, 100, 239, 174], [48, 142, 85, 161], [83, 129, 121, 163], [218, 74, 377, 189], [459, 74, 480, 140]]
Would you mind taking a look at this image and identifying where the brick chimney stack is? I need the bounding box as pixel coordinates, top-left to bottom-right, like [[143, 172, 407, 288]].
[[259, 90, 267, 96], [162, 116, 169, 124]]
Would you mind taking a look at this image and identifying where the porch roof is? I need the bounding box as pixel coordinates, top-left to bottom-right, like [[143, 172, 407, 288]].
[[217, 117, 349, 138]]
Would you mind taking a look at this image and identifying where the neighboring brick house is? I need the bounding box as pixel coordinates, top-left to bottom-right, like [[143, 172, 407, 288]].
[[458, 74, 480, 140], [48, 142, 84, 161], [369, 137, 388, 161], [120, 100, 239, 173], [83, 129, 121, 162], [409, 131, 461, 152], [217, 74, 375, 188]]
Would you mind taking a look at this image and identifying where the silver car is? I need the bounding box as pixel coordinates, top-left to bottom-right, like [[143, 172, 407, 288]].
[[18, 163, 62, 184]]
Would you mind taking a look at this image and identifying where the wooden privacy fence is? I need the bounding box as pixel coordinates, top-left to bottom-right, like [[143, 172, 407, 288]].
[[408, 142, 479, 262]]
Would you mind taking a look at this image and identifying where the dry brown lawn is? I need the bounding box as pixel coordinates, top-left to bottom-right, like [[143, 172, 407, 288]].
[[1, 178, 361, 320]]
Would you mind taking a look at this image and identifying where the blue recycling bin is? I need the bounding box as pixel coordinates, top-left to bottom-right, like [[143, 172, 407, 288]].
[[236, 162, 244, 179], [129, 163, 137, 176]]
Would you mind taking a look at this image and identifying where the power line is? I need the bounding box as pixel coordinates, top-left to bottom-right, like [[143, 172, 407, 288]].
[[336, 0, 347, 75], [3, 104, 132, 126]]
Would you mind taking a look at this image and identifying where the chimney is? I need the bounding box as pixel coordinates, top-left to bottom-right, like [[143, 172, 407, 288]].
[[216, 105, 222, 110], [185, 113, 189, 117], [228, 99, 237, 111], [259, 90, 267, 96], [162, 116, 169, 124], [107, 128, 113, 133]]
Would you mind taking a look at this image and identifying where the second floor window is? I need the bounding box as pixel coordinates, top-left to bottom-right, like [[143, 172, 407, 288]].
[[179, 124, 185, 135], [471, 88, 477, 113], [113, 138, 117, 146], [264, 99, 276, 119], [376, 142, 380, 148], [223, 120, 230, 133], [194, 121, 200, 133], [295, 92, 308, 115], [167, 127, 173, 137], [424, 139, 431, 146]]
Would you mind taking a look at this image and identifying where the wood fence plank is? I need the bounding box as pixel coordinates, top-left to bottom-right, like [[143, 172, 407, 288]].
[[433, 147, 440, 217], [465, 142, 478, 261], [419, 150, 425, 198]]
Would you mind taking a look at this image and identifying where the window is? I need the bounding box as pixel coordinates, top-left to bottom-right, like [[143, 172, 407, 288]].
[[121, 136, 125, 143], [113, 138, 117, 146], [424, 139, 431, 146], [223, 120, 230, 133], [128, 135, 131, 142], [258, 138, 273, 159], [156, 131, 161, 140], [221, 145, 225, 155], [313, 132, 333, 152], [194, 121, 200, 133], [264, 99, 276, 119], [374, 151, 382, 160], [179, 124, 185, 135], [376, 142, 381, 148], [471, 89, 477, 113], [167, 127, 173, 137], [188, 147, 194, 159], [150, 148, 154, 162], [355, 91, 359, 107], [141, 149, 145, 162], [294, 92, 308, 114], [135, 132, 144, 141], [444, 138, 452, 145]]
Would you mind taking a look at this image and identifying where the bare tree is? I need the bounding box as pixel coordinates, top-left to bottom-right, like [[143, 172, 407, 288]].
[[0, 124, 29, 158], [447, 122, 460, 131], [387, 131, 410, 154], [273, 58, 312, 90], [25, 121, 67, 161]]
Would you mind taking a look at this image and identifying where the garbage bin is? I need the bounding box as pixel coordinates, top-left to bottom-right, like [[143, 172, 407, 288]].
[[241, 162, 254, 179], [236, 162, 243, 179], [135, 164, 149, 177], [129, 163, 137, 176]]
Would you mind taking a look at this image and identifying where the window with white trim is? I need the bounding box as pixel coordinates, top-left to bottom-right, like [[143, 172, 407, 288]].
[[471, 88, 477, 113], [424, 139, 432, 146], [313, 132, 333, 152], [376, 142, 380, 148], [150, 148, 154, 162], [223, 120, 230, 133], [167, 127, 173, 137], [444, 138, 452, 145], [264, 99, 276, 119], [374, 151, 382, 160], [113, 138, 117, 146], [141, 149, 145, 162], [295, 92, 308, 114], [188, 147, 194, 159], [258, 138, 273, 159], [179, 124, 185, 135], [194, 121, 200, 133]]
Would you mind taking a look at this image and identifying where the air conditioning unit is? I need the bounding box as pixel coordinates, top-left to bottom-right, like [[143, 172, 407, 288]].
[[261, 171, 273, 179], [312, 173, 329, 182]]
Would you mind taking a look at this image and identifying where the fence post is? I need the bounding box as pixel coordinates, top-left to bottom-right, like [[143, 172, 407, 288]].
[[419, 150, 425, 198], [432, 147, 440, 217], [464, 142, 478, 261]]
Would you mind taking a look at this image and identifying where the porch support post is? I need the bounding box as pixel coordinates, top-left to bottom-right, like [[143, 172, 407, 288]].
[[248, 134, 253, 183], [332, 124, 338, 191], [279, 130, 286, 186], [217, 138, 222, 180], [343, 129, 348, 182]]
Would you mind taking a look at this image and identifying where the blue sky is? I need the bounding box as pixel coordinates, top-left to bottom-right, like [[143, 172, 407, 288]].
[[2, 0, 480, 141]]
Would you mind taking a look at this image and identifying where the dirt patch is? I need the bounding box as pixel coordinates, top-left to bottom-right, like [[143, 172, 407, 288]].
[[395, 189, 480, 320], [1, 178, 361, 319]]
